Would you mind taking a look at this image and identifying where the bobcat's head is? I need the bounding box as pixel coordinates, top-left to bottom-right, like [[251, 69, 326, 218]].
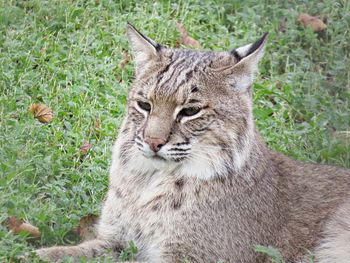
[[117, 24, 267, 180]]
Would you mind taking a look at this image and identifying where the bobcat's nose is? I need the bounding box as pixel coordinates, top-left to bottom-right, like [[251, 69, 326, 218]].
[[144, 137, 166, 152]]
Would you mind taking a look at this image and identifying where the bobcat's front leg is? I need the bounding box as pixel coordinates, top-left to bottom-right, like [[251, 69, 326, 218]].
[[34, 187, 127, 261], [34, 239, 122, 262]]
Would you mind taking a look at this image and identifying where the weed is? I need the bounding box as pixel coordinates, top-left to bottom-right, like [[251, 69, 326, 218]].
[[0, 0, 349, 261]]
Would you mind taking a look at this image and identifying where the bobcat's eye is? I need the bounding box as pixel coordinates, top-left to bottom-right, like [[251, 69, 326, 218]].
[[137, 101, 151, 112], [178, 107, 201, 118]]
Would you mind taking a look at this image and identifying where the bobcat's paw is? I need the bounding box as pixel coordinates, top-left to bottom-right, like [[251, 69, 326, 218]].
[[33, 247, 68, 262]]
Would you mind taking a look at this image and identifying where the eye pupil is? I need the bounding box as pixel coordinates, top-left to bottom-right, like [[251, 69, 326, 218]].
[[137, 101, 151, 112], [179, 107, 201, 117]]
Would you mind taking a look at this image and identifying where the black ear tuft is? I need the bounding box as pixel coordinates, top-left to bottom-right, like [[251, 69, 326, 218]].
[[231, 49, 242, 61], [126, 23, 162, 51], [246, 33, 268, 57], [230, 33, 268, 61], [225, 33, 268, 91]]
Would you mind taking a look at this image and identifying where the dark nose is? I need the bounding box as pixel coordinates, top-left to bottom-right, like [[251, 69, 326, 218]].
[[144, 137, 166, 152]]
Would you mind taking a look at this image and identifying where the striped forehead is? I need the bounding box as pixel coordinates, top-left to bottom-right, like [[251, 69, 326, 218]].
[[147, 50, 212, 102]]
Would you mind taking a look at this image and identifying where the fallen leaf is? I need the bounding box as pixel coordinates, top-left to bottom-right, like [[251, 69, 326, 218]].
[[278, 18, 287, 33], [298, 13, 327, 32], [295, 113, 306, 123], [94, 118, 101, 129], [29, 103, 53, 123], [80, 141, 93, 154], [333, 131, 350, 142], [175, 21, 201, 48], [119, 50, 130, 69], [6, 216, 40, 238], [174, 39, 182, 48], [74, 214, 98, 241], [275, 80, 283, 90], [116, 74, 123, 83]]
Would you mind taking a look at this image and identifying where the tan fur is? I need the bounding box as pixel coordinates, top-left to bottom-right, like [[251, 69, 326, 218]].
[[34, 25, 350, 263]]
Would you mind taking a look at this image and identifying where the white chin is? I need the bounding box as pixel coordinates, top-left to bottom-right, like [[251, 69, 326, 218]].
[[147, 156, 173, 170]]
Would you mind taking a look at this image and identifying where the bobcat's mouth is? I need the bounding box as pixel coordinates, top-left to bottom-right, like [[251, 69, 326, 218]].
[[135, 136, 191, 163]]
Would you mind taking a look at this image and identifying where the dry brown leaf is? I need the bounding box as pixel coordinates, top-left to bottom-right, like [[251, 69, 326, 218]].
[[174, 39, 182, 48], [298, 13, 327, 32], [116, 74, 123, 83], [119, 50, 130, 69], [175, 21, 201, 48], [80, 141, 93, 154], [74, 214, 98, 241], [333, 131, 350, 142], [275, 80, 283, 90], [6, 216, 41, 238], [94, 118, 101, 129], [278, 18, 287, 33], [295, 113, 306, 123], [29, 103, 53, 123]]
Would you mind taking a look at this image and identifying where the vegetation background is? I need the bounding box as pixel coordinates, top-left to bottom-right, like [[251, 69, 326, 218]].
[[0, 0, 349, 262]]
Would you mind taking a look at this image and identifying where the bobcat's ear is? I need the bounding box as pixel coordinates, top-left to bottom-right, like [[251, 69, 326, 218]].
[[230, 33, 268, 91], [126, 24, 161, 71]]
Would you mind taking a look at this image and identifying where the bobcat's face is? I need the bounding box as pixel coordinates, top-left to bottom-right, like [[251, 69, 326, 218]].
[[118, 25, 267, 179], [127, 50, 247, 165]]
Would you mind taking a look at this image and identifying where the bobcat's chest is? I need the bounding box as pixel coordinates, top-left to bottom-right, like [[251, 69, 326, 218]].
[[114, 171, 191, 261], [109, 168, 269, 262]]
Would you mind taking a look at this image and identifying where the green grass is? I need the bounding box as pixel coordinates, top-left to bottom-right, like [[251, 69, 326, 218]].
[[0, 0, 349, 261]]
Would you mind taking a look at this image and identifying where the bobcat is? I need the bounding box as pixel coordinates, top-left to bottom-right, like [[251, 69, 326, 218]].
[[35, 25, 350, 263]]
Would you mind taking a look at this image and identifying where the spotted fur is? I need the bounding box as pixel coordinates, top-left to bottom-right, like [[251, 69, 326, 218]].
[[35, 25, 350, 263]]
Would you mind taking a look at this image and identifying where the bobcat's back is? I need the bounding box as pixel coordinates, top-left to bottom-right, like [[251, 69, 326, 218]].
[[271, 152, 350, 261]]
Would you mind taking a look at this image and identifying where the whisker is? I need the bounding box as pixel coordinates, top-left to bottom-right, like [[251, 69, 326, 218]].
[[175, 142, 190, 146], [168, 147, 191, 152], [168, 153, 189, 157]]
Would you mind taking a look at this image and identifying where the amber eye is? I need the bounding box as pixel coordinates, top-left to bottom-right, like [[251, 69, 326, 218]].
[[137, 101, 151, 112], [178, 107, 201, 117]]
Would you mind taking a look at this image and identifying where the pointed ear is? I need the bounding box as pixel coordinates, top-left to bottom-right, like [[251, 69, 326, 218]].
[[230, 33, 268, 91], [126, 24, 161, 71]]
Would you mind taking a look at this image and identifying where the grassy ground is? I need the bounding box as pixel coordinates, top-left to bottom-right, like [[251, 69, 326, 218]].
[[0, 0, 349, 262]]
